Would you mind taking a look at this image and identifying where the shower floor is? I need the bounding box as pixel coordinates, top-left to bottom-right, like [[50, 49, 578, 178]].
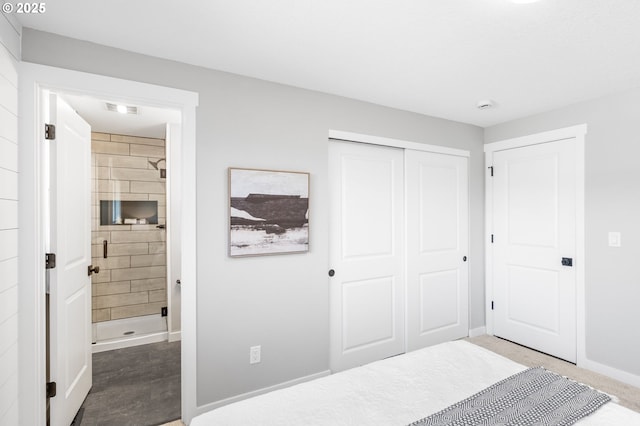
[[72, 340, 180, 425]]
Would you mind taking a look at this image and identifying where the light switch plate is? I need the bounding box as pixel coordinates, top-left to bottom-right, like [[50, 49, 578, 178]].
[[608, 232, 621, 247]]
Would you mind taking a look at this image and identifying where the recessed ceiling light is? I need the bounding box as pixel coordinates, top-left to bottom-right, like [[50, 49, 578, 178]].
[[106, 102, 138, 115]]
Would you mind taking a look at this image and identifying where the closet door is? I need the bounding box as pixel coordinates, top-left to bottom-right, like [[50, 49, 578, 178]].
[[329, 141, 405, 372], [405, 150, 469, 351]]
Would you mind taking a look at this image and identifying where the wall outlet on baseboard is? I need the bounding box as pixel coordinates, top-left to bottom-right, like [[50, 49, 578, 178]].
[[249, 345, 261, 364]]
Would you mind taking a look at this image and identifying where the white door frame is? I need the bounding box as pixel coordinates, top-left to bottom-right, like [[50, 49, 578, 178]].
[[18, 63, 199, 425], [484, 124, 586, 366]]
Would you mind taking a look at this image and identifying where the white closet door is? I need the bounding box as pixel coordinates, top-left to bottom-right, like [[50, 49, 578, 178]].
[[492, 138, 577, 363], [405, 150, 469, 351], [329, 141, 405, 372]]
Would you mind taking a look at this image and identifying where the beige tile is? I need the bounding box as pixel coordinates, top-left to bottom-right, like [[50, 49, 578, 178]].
[[92, 308, 111, 322], [148, 194, 167, 202], [95, 179, 130, 193], [91, 132, 110, 141], [92, 255, 131, 270], [111, 266, 166, 281], [91, 269, 111, 283], [110, 301, 166, 320], [94, 193, 148, 205], [149, 289, 167, 303], [111, 168, 163, 182], [111, 230, 165, 243], [92, 231, 111, 244], [92, 242, 148, 257], [148, 242, 166, 254], [131, 254, 166, 267], [96, 154, 149, 169], [92, 140, 129, 155], [93, 291, 148, 309], [131, 224, 163, 231], [96, 166, 110, 179], [131, 277, 166, 292], [110, 134, 165, 147], [93, 281, 131, 296], [129, 144, 165, 158], [130, 181, 165, 194], [96, 222, 132, 231]]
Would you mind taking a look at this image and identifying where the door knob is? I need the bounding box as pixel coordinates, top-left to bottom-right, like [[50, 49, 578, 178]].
[[463, 256, 467, 262], [328, 269, 335, 277], [88, 265, 100, 276], [561, 257, 573, 267]]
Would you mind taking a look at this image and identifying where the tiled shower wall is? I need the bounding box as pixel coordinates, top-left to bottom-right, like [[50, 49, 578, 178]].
[[91, 132, 167, 323]]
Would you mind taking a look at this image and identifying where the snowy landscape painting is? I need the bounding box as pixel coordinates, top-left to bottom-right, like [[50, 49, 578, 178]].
[[229, 168, 309, 256]]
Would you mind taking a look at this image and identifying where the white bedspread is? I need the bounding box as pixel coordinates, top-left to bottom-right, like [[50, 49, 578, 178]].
[[191, 340, 640, 425]]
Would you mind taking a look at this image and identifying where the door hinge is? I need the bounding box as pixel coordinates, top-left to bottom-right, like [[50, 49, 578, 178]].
[[491, 234, 494, 243], [491, 301, 494, 310], [45, 253, 56, 269], [46, 381, 57, 398], [488, 166, 494, 177], [45, 124, 56, 140]]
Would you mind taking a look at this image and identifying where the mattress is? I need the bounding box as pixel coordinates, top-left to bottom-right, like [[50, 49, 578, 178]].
[[191, 340, 640, 425]]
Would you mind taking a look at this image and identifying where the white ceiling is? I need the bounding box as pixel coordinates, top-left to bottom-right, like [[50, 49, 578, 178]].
[[62, 93, 180, 139], [17, 0, 640, 127]]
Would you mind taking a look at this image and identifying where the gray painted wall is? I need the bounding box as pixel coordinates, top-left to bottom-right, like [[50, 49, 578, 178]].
[[485, 88, 640, 377], [22, 28, 485, 406]]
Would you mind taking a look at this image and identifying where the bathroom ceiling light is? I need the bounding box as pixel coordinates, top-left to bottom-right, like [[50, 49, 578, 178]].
[[106, 102, 138, 115]]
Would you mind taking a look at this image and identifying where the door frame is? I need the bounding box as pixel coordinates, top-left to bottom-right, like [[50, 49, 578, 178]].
[[484, 124, 586, 366], [18, 63, 199, 425], [328, 129, 470, 368]]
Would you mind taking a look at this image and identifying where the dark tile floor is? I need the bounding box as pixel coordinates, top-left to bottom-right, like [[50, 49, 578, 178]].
[[74, 340, 181, 426]]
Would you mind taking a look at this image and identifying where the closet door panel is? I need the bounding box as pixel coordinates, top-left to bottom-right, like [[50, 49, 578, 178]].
[[406, 150, 469, 351]]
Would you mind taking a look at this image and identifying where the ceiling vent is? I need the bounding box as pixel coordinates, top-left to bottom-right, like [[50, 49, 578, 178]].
[[106, 102, 138, 115], [477, 99, 495, 110]]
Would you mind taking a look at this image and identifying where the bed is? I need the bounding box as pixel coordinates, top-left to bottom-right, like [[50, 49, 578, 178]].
[[191, 340, 640, 425]]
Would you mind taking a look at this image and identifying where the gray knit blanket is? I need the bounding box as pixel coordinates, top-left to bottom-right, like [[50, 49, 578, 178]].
[[409, 367, 611, 426]]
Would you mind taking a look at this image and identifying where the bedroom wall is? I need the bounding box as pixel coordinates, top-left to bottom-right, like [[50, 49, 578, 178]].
[[0, 12, 20, 426], [21, 28, 485, 407], [485, 88, 640, 380]]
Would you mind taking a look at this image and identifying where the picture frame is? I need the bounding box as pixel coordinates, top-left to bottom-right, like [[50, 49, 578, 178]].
[[229, 167, 310, 257]]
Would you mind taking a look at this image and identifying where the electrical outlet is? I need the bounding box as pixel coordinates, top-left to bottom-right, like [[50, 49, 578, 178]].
[[249, 345, 261, 364]]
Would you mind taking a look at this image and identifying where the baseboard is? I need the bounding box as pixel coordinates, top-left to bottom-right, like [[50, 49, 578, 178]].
[[168, 330, 182, 342], [468, 326, 487, 338], [580, 358, 640, 389], [192, 370, 331, 417]]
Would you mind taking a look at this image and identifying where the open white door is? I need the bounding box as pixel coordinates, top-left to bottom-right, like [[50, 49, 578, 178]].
[[491, 138, 577, 363], [329, 141, 405, 372], [405, 150, 469, 351], [48, 94, 93, 425]]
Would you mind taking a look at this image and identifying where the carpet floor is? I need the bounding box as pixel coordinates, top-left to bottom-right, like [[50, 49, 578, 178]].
[[75, 340, 181, 426]]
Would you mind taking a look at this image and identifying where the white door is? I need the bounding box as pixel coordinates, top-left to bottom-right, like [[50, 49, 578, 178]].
[[405, 150, 469, 351], [48, 94, 93, 425], [329, 141, 405, 372], [492, 138, 577, 362]]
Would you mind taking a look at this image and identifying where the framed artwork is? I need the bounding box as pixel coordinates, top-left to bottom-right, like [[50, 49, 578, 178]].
[[229, 168, 309, 257]]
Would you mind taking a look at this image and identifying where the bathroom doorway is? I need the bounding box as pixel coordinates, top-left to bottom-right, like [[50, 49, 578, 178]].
[[48, 92, 183, 425], [19, 63, 199, 425]]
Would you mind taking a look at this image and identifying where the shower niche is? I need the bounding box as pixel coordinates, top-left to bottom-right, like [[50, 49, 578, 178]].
[[100, 200, 159, 225]]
